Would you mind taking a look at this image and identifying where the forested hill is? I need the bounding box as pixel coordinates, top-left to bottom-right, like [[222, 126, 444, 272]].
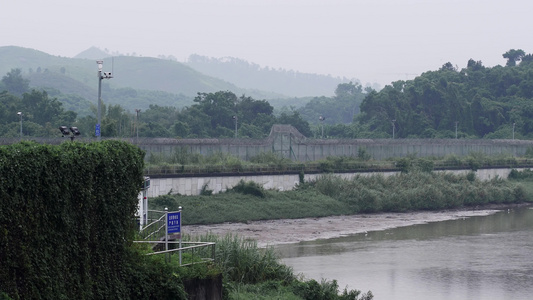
[[186, 54, 352, 98], [357, 50, 533, 139], [0, 46, 246, 96], [0, 46, 292, 113]]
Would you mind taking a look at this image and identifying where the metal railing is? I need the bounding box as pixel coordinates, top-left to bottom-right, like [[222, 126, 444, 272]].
[[136, 210, 216, 266], [134, 241, 216, 266], [138, 210, 167, 241]]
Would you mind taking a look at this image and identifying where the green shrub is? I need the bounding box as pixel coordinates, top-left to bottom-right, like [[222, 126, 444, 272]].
[[313, 174, 345, 198], [442, 154, 464, 167], [508, 168, 533, 180], [291, 279, 373, 300], [396, 158, 412, 173], [466, 171, 476, 182], [525, 147, 533, 158], [0, 292, 13, 300], [357, 147, 372, 161], [230, 180, 266, 198], [415, 158, 434, 172], [0, 141, 188, 299], [299, 170, 305, 185], [200, 182, 213, 196], [186, 233, 294, 284]]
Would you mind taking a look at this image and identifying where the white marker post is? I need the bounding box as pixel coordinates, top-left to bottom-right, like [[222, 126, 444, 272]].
[[166, 207, 182, 264]]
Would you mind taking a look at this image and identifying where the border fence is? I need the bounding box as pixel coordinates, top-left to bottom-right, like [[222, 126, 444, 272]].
[[2, 125, 533, 162]]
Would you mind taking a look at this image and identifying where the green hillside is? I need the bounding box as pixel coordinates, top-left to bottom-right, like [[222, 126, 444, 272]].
[[186, 54, 349, 97], [0, 46, 281, 113], [0, 46, 245, 96]]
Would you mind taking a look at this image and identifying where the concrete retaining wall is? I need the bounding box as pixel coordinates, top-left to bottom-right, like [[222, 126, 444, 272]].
[[132, 125, 533, 162], [147, 167, 525, 198]]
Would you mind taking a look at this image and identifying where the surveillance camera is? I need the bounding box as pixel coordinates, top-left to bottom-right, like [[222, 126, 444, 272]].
[[69, 127, 81, 136], [58, 126, 70, 136]]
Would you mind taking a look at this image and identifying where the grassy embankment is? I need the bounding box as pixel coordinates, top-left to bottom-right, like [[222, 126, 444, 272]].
[[151, 170, 532, 226], [134, 232, 373, 300], [144, 169, 532, 299], [146, 154, 533, 299]]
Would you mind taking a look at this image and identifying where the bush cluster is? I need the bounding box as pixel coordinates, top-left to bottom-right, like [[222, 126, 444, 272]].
[[0, 141, 186, 300], [229, 180, 266, 198], [183, 233, 372, 300], [310, 172, 525, 213]]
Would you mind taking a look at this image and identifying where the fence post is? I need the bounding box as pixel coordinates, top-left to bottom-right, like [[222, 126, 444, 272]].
[[165, 207, 169, 262], [179, 206, 182, 265]]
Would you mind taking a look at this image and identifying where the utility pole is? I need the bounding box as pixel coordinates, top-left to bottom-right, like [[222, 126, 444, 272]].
[[392, 119, 396, 139], [319, 116, 325, 138], [455, 121, 459, 139], [96, 60, 113, 141], [17, 112, 22, 139], [232, 115, 238, 138], [135, 109, 141, 144]]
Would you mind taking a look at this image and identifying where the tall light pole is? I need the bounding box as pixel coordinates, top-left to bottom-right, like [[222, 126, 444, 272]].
[[391, 119, 396, 139], [232, 115, 238, 138], [96, 60, 113, 141], [513, 122, 516, 140], [135, 109, 141, 144], [17, 112, 22, 139], [319, 115, 325, 138], [455, 121, 459, 139]]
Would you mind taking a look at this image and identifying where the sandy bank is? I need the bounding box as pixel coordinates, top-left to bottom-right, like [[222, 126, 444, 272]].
[[184, 207, 513, 247]]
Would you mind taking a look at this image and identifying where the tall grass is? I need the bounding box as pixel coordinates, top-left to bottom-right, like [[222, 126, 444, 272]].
[[151, 171, 530, 226], [184, 233, 293, 284], [145, 148, 532, 176], [317, 172, 525, 213], [180, 233, 373, 300]]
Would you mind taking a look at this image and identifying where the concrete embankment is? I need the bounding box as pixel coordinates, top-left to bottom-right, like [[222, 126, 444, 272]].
[[147, 167, 525, 198]]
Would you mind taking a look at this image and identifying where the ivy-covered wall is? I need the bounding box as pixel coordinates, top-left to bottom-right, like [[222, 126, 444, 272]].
[[0, 141, 156, 299]]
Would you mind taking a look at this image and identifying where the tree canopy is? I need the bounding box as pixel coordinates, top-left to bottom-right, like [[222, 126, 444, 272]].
[[3, 49, 533, 140], [355, 49, 533, 139]]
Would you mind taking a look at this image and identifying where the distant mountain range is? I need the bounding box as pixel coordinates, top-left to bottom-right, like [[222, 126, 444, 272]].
[[0, 46, 355, 113]]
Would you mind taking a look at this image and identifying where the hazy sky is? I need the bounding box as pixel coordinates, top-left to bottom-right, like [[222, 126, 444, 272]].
[[2, 0, 532, 87]]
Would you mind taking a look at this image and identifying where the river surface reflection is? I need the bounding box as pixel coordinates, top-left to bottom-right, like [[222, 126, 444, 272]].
[[277, 207, 533, 300]]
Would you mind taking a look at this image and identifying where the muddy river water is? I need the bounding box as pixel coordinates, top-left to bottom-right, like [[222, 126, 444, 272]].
[[276, 207, 533, 300]]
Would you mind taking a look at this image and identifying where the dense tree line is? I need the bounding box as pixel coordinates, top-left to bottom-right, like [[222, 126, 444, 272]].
[[0, 69, 76, 137], [130, 91, 312, 138], [356, 49, 533, 139], [0, 69, 311, 138], [3, 49, 533, 140]]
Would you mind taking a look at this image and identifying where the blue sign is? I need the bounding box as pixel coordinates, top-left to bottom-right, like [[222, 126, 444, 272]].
[[95, 124, 101, 137], [167, 211, 181, 234]]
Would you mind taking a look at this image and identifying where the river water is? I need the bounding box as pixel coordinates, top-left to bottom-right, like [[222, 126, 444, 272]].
[[277, 207, 533, 300]]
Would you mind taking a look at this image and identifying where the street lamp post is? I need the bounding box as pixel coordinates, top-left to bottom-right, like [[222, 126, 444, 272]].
[[455, 121, 459, 139], [96, 60, 113, 141], [135, 109, 141, 144], [392, 119, 396, 139], [232, 115, 238, 138], [17, 112, 22, 139], [513, 123, 516, 140], [319, 116, 325, 138]]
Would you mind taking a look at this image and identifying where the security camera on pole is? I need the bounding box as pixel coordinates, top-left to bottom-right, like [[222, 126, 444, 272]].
[[17, 112, 22, 139], [96, 60, 113, 141]]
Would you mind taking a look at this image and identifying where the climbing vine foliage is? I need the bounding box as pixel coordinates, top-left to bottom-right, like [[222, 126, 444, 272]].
[[0, 141, 147, 299]]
